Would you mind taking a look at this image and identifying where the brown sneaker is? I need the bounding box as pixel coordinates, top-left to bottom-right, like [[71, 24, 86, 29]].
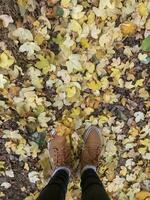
[[48, 135, 71, 172], [81, 126, 103, 171]]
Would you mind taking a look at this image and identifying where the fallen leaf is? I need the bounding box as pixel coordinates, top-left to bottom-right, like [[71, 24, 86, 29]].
[[12, 27, 33, 43], [135, 191, 150, 200], [134, 112, 145, 123], [66, 54, 82, 73], [137, 3, 148, 17], [87, 80, 101, 91], [0, 15, 14, 27], [38, 112, 51, 128], [61, 0, 70, 8], [66, 86, 77, 98], [135, 79, 144, 87], [0, 74, 7, 89], [28, 171, 39, 183], [5, 170, 14, 178], [35, 55, 51, 74], [19, 42, 41, 57], [80, 38, 89, 48], [121, 21, 137, 36], [0, 51, 15, 68], [68, 20, 82, 35], [1, 182, 11, 189], [141, 36, 150, 52]]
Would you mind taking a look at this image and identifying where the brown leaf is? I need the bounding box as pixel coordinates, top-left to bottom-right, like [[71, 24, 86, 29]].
[[135, 191, 150, 200], [8, 86, 20, 97], [85, 96, 101, 109], [121, 21, 137, 36]]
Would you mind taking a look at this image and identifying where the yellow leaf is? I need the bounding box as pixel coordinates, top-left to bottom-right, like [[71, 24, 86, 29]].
[[138, 147, 146, 155], [101, 76, 109, 90], [135, 79, 144, 87], [0, 51, 14, 68], [135, 191, 150, 200], [24, 163, 29, 171], [37, 126, 46, 132], [62, 116, 74, 128], [137, 3, 148, 17], [71, 107, 81, 117], [121, 21, 137, 36], [34, 33, 45, 45], [84, 107, 94, 115], [99, 115, 108, 124], [103, 91, 111, 103], [24, 192, 39, 200], [35, 55, 51, 74], [66, 86, 77, 98], [56, 123, 72, 135], [80, 38, 89, 48], [96, 49, 106, 59], [0, 161, 5, 170], [61, 0, 70, 8], [139, 88, 149, 100], [103, 90, 117, 103], [145, 101, 150, 108], [87, 80, 101, 91], [85, 62, 95, 73], [69, 20, 82, 35], [17, 0, 28, 7], [111, 68, 121, 81], [0, 192, 5, 198], [85, 96, 101, 109], [33, 20, 40, 27], [140, 139, 150, 147], [129, 127, 139, 137], [39, 151, 51, 179], [88, 11, 95, 24], [120, 166, 127, 176], [66, 191, 73, 200]]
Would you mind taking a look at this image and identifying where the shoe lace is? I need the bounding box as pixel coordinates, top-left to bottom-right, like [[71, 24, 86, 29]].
[[88, 145, 101, 160], [53, 147, 68, 165]]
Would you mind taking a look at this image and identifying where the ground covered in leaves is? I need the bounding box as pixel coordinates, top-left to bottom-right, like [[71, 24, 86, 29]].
[[0, 0, 150, 199]]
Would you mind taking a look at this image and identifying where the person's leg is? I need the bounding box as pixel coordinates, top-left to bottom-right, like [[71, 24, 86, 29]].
[[81, 168, 110, 200], [80, 126, 110, 200], [37, 135, 72, 200], [38, 169, 69, 200]]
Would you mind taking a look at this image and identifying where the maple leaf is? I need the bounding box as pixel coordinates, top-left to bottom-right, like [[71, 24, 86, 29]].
[[0, 51, 15, 68], [121, 21, 137, 36], [0, 15, 14, 27], [19, 42, 41, 57], [68, 20, 82, 35], [35, 55, 51, 74], [12, 27, 33, 43], [137, 3, 148, 16], [66, 54, 82, 73], [141, 36, 150, 52]]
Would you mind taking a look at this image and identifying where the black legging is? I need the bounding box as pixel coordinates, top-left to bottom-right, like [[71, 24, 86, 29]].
[[37, 168, 110, 200]]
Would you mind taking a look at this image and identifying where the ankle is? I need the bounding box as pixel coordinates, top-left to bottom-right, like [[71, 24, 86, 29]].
[[52, 167, 71, 177], [81, 165, 96, 175]]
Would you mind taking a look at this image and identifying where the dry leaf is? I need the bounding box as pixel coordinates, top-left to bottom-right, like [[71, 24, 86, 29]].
[[121, 22, 137, 36], [135, 191, 150, 200]]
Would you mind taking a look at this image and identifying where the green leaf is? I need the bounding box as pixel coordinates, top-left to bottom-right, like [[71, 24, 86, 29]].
[[140, 57, 150, 64], [56, 7, 64, 16], [141, 36, 150, 52], [33, 105, 45, 116], [35, 55, 51, 74], [32, 132, 46, 148], [52, 34, 64, 45]]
